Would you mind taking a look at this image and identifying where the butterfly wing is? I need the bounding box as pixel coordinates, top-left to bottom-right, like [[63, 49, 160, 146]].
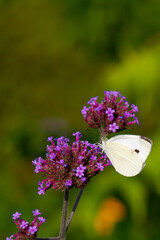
[[107, 135, 152, 164], [102, 135, 152, 177]]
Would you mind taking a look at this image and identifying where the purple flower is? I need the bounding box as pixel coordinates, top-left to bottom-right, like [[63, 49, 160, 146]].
[[77, 164, 86, 172], [97, 162, 104, 171], [90, 155, 97, 161], [33, 157, 43, 173], [34, 163, 42, 173], [131, 104, 139, 112], [32, 209, 41, 216], [105, 107, 115, 117], [12, 212, 21, 220], [81, 177, 86, 181], [87, 96, 98, 105], [49, 152, 56, 160], [47, 145, 53, 152], [109, 122, 119, 132], [6, 236, 13, 240], [59, 159, 64, 164], [95, 105, 103, 111], [20, 220, 29, 229], [130, 113, 135, 118], [81, 106, 89, 117], [38, 217, 46, 223], [66, 180, 72, 187], [47, 136, 53, 142], [73, 132, 82, 141], [38, 157, 43, 163], [77, 172, 84, 178], [46, 182, 51, 187], [109, 115, 114, 121], [78, 156, 84, 161], [28, 225, 38, 234], [124, 111, 130, 118], [75, 164, 86, 178], [54, 145, 61, 151], [32, 159, 37, 165], [38, 187, 45, 195], [135, 117, 139, 125], [57, 136, 69, 144], [38, 181, 43, 187]]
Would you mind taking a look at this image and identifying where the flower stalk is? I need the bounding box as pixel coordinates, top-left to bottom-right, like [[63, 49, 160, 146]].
[[36, 189, 83, 240], [65, 189, 84, 233], [59, 190, 69, 240]]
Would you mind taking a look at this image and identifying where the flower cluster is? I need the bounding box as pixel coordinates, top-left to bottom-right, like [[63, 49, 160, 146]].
[[81, 91, 139, 136], [32, 132, 110, 192], [6, 210, 46, 240]]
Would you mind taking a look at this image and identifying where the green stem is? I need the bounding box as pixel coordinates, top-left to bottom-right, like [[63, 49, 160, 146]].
[[59, 189, 69, 240], [36, 188, 84, 240], [65, 189, 84, 233]]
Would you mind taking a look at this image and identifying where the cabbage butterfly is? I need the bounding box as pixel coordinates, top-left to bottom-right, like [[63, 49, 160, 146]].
[[101, 135, 152, 177]]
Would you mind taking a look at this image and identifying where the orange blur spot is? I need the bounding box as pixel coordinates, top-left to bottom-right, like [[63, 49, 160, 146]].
[[94, 197, 126, 236]]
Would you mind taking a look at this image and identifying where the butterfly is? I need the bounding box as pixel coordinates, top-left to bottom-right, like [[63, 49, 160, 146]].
[[100, 134, 152, 177]]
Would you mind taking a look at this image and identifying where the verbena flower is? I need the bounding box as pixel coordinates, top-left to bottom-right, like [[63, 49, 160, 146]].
[[32, 132, 110, 192], [81, 91, 139, 136], [6, 210, 46, 240]]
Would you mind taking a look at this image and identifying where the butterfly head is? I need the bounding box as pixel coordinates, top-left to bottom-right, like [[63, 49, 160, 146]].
[[99, 136, 108, 151], [101, 136, 108, 143]]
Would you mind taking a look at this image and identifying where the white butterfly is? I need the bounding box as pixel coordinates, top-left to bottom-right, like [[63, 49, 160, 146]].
[[100, 134, 152, 177]]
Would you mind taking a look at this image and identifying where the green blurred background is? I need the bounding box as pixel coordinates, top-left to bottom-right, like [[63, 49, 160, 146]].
[[0, 0, 160, 239]]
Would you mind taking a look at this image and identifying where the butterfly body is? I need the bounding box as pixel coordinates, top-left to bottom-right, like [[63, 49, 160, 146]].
[[101, 134, 152, 177]]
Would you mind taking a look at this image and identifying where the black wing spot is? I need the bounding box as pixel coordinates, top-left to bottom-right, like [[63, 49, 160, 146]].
[[134, 149, 140, 154]]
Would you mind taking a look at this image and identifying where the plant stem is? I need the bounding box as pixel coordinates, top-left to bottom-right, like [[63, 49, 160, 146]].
[[59, 189, 69, 240], [65, 189, 84, 232], [36, 188, 84, 240]]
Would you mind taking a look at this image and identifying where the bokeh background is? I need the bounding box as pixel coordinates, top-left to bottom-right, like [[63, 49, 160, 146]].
[[1, 0, 160, 239]]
